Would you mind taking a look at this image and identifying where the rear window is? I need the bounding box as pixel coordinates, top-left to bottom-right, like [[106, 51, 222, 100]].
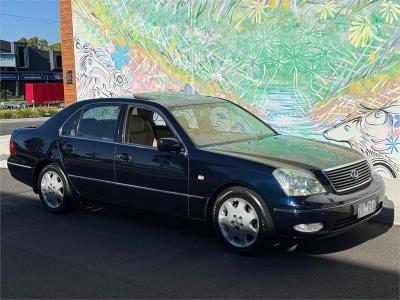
[[77, 104, 121, 141]]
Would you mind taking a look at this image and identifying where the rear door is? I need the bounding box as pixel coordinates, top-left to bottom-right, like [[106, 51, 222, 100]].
[[58, 103, 123, 202]]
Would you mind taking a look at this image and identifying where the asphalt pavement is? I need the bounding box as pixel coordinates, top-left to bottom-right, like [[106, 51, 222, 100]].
[[1, 169, 399, 299]]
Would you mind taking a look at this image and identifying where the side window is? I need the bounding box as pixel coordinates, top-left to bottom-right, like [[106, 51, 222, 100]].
[[77, 104, 121, 141], [61, 109, 82, 136], [125, 107, 175, 147]]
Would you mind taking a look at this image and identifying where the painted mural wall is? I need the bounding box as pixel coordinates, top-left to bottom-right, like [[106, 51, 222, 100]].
[[71, 0, 400, 178]]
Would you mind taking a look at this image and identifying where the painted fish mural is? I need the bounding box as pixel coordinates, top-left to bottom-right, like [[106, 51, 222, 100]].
[[71, 0, 400, 178], [323, 103, 400, 178]]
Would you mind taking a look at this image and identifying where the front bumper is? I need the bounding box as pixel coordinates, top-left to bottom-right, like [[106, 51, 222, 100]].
[[272, 174, 385, 239]]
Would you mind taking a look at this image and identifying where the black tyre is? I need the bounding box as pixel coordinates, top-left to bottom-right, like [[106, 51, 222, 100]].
[[38, 163, 78, 214], [212, 186, 274, 254]]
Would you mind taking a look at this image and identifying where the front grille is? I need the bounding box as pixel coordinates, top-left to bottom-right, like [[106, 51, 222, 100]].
[[323, 160, 372, 194]]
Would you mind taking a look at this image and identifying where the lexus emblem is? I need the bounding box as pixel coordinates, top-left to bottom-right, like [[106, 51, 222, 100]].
[[350, 169, 359, 179]]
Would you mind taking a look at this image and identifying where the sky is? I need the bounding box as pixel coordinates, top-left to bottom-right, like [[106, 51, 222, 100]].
[[0, 0, 60, 44]]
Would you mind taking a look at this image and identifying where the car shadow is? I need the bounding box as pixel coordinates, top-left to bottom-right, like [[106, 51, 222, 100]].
[[78, 200, 394, 256], [372, 196, 395, 225], [291, 221, 393, 255], [0, 190, 394, 256]]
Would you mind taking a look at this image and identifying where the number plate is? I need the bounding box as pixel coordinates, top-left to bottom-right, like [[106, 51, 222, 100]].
[[357, 199, 377, 219]]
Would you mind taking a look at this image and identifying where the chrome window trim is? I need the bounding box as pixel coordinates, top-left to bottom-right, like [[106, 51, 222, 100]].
[[273, 183, 384, 213], [59, 101, 125, 140], [57, 134, 157, 150], [7, 162, 33, 169], [58, 101, 189, 154], [322, 159, 366, 172], [68, 174, 204, 199]]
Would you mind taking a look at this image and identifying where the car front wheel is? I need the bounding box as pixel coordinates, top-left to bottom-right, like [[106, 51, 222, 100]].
[[212, 186, 274, 254]]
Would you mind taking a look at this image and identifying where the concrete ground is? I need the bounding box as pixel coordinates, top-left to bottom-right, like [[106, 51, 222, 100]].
[[1, 169, 399, 299]]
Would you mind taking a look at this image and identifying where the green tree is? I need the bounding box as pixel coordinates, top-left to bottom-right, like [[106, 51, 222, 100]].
[[18, 37, 27, 43], [38, 39, 49, 50], [48, 43, 62, 51], [27, 36, 39, 48]]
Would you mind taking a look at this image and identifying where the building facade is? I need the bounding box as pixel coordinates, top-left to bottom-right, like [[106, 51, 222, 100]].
[[60, 0, 400, 179], [0, 40, 63, 98]]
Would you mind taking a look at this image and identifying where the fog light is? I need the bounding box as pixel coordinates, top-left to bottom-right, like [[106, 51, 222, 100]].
[[294, 222, 323, 233]]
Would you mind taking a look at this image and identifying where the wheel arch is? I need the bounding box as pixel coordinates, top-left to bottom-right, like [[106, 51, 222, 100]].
[[32, 160, 74, 194], [32, 159, 53, 193], [205, 181, 258, 222]]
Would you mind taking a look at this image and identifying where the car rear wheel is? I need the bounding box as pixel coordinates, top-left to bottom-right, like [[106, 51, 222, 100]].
[[38, 163, 78, 214], [212, 186, 274, 254]]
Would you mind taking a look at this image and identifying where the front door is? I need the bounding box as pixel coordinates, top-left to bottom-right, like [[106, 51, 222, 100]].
[[59, 103, 123, 202], [114, 106, 189, 215]]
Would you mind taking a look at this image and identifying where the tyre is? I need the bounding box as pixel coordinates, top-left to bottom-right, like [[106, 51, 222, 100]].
[[212, 186, 274, 254], [38, 163, 78, 214]]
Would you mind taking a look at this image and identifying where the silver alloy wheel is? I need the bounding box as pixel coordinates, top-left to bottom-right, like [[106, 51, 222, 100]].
[[40, 170, 64, 209], [218, 197, 260, 248]]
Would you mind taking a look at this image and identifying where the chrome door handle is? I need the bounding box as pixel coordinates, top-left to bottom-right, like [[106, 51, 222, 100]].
[[116, 153, 132, 162]]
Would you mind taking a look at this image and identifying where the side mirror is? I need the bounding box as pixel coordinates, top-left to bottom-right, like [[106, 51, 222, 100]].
[[157, 138, 183, 152]]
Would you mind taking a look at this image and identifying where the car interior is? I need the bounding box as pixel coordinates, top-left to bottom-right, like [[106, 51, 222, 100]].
[[125, 107, 175, 147]]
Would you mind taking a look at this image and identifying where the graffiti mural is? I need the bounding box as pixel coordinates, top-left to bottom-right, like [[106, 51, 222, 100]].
[[74, 34, 132, 99], [323, 103, 400, 177], [71, 0, 400, 177]]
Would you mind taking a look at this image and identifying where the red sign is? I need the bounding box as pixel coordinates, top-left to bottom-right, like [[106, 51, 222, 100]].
[[25, 83, 64, 105]]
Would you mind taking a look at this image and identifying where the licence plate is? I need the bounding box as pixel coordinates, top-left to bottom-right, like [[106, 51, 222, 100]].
[[357, 199, 377, 219]]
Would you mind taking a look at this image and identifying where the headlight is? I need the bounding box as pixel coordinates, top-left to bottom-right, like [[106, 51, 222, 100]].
[[273, 168, 326, 196]]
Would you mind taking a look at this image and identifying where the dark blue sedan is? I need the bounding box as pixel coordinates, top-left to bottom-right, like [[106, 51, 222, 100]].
[[8, 92, 385, 253]]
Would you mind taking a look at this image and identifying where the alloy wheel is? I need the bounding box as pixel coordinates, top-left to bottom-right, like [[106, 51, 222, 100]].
[[40, 170, 64, 209], [218, 197, 260, 248]]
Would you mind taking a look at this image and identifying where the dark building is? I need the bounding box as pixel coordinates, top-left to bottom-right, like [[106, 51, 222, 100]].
[[0, 40, 63, 98]]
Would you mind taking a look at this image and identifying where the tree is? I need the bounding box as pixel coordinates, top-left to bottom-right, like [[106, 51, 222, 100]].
[[27, 37, 39, 48], [38, 39, 49, 50], [48, 43, 62, 51], [21, 36, 60, 51]]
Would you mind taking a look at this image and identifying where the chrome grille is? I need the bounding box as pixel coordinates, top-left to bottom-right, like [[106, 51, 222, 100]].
[[323, 160, 372, 193]]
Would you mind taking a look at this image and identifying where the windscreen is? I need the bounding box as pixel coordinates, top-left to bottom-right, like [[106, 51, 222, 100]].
[[171, 101, 276, 147]]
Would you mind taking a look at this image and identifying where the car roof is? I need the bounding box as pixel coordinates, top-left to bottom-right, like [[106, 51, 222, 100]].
[[134, 92, 227, 108]]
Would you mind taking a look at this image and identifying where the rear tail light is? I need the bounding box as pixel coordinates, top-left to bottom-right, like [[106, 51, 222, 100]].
[[9, 138, 16, 156]]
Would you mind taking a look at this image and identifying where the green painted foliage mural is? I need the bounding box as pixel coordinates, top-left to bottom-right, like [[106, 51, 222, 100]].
[[72, 0, 400, 178]]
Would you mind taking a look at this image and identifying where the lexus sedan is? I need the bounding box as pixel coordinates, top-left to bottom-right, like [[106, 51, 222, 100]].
[[8, 92, 385, 253]]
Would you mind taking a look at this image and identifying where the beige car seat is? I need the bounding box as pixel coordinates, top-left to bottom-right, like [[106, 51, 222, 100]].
[[128, 115, 155, 146]]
